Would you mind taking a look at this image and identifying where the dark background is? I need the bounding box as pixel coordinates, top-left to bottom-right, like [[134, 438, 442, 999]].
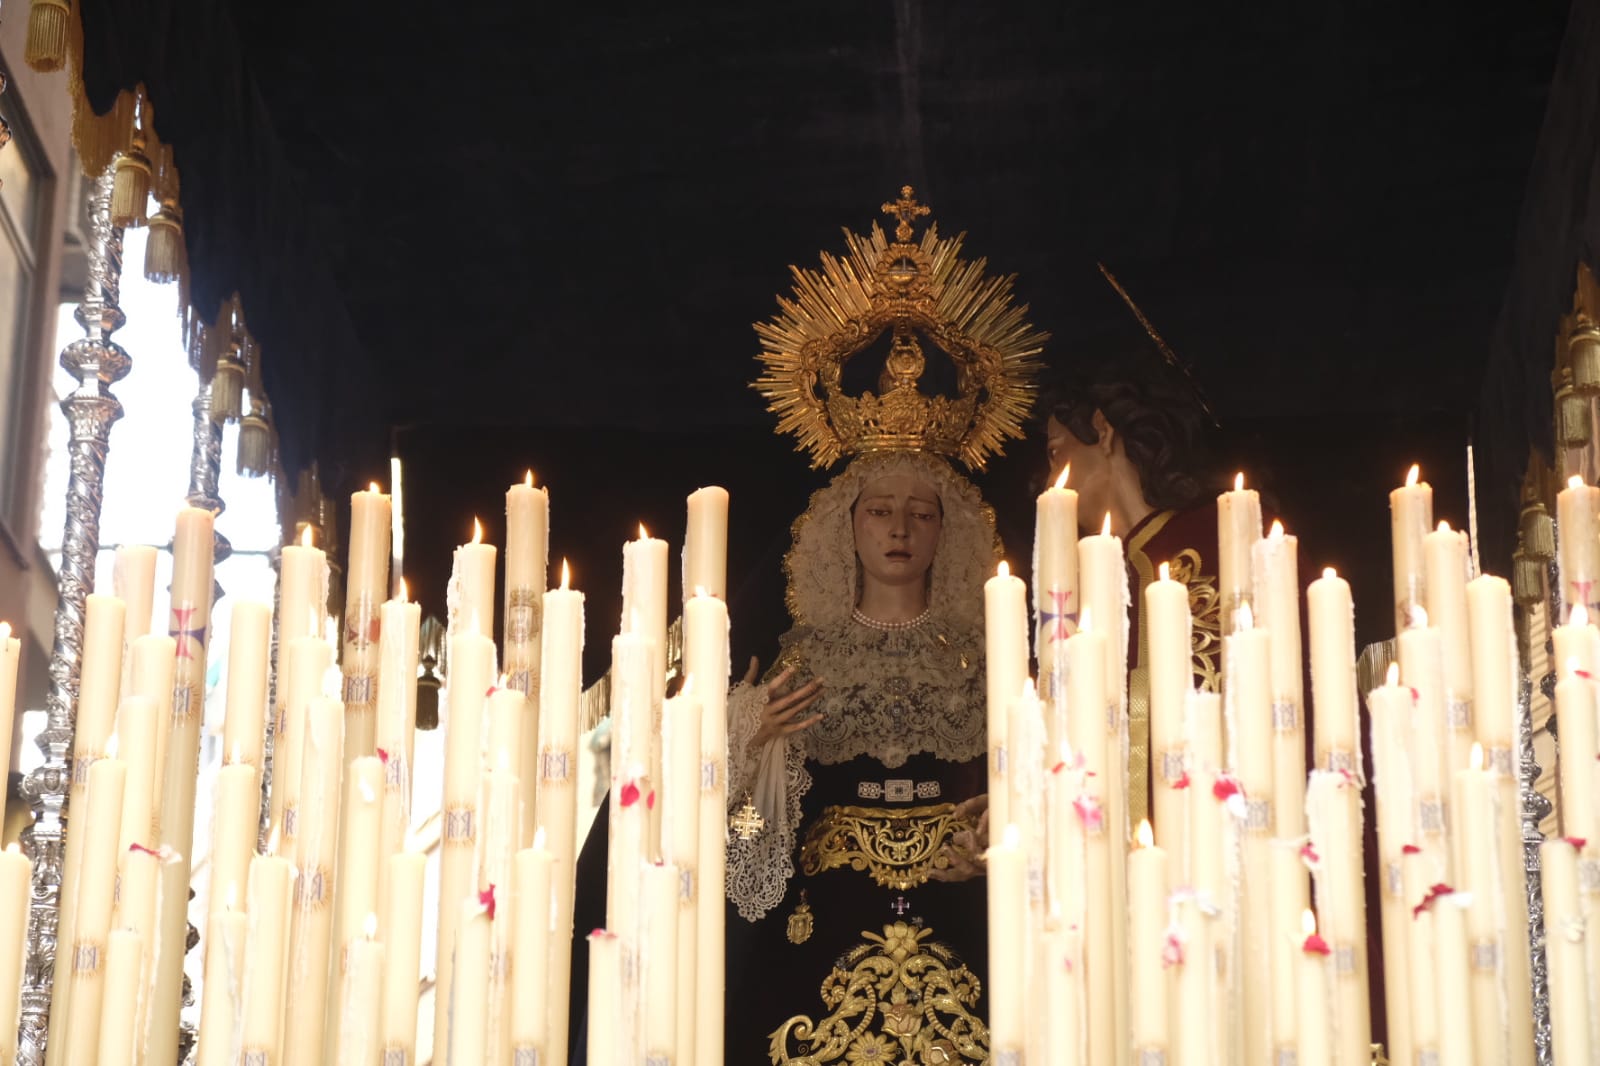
[[69, 0, 1582, 670]]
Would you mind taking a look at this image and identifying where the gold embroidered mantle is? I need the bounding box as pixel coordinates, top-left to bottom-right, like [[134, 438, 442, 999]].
[[799, 803, 974, 891], [769, 922, 988, 1065]]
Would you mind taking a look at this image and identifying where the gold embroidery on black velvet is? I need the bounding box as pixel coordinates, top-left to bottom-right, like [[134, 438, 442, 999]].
[[1168, 547, 1221, 692], [799, 804, 975, 891]]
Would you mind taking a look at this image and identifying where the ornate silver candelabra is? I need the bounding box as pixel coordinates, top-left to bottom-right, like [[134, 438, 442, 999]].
[[16, 163, 130, 1066]]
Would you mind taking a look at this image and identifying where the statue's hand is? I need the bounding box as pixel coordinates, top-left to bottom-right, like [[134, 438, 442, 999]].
[[747, 658, 825, 748], [929, 794, 990, 883]]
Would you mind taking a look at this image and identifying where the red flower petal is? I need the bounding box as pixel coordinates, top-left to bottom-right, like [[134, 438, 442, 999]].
[[1073, 794, 1104, 833], [1299, 842, 1320, 865], [646, 790, 657, 810], [376, 747, 391, 765], [1412, 883, 1454, 920], [1303, 933, 1331, 956], [1172, 771, 1192, 790], [1211, 775, 1242, 802], [1162, 929, 1185, 968], [620, 780, 641, 808], [1578, 670, 1594, 681], [1567, 836, 1588, 850], [478, 885, 497, 920], [129, 842, 160, 857], [1402, 844, 1422, 855]]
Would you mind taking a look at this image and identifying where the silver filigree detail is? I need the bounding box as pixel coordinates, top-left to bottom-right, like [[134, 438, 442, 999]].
[[18, 162, 132, 1066]]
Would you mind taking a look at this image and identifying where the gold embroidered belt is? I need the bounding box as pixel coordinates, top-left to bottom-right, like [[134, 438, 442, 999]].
[[799, 802, 973, 891]]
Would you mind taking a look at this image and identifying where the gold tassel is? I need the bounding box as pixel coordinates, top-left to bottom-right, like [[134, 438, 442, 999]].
[[237, 413, 273, 476], [110, 149, 151, 227], [1520, 501, 1555, 561], [211, 360, 243, 422], [1511, 550, 1545, 607], [1556, 385, 1592, 448], [144, 204, 184, 282], [1572, 322, 1600, 392], [24, 0, 71, 73]]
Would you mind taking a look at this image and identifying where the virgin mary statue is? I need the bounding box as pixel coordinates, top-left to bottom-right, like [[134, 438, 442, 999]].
[[723, 188, 1046, 1065]]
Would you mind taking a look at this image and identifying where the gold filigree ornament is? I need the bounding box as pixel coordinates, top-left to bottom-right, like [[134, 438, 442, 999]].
[[787, 889, 815, 945], [800, 803, 975, 891], [1167, 547, 1221, 692], [754, 187, 1047, 471], [768, 921, 987, 1064]]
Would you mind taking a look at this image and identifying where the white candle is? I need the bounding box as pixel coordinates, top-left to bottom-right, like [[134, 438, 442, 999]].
[[1307, 567, 1358, 772], [222, 599, 272, 770], [1296, 910, 1332, 1066], [511, 837, 554, 1062], [1465, 575, 1516, 753], [1218, 472, 1262, 631], [504, 471, 549, 704], [621, 525, 669, 705], [333, 757, 385, 1025], [1390, 463, 1434, 633], [374, 594, 421, 926], [1433, 893, 1474, 1066], [0, 624, 17, 804], [585, 932, 622, 1066], [691, 591, 730, 1066], [1543, 838, 1592, 1065], [279, 528, 330, 647], [1397, 622, 1450, 879], [0, 844, 31, 1066], [113, 543, 158, 644], [1062, 624, 1114, 1066], [336, 918, 384, 1066], [195, 904, 247, 1066], [1305, 770, 1370, 1066], [451, 517, 498, 637], [684, 485, 730, 601], [1452, 745, 1507, 1065], [1559, 474, 1600, 622], [1128, 820, 1169, 1053], [59, 756, 126, 1066], [432, 631, 495, 1058], [1424, 520, 1476, 780], [986, 824, 1027, 1057], [607, 632, 652, 945], [113, 694, 158, 853], [1146, 560, 1190, 847], [642, 861, 680, 1059], [380, 851, 426, 1064], [1403, 850, 1440, 1057], [1556, 667, 1597, 846], [282, 696, 345, 1066], [447, 899, 491, 1066], [240, 852, 293, 1066], [985, 561, 1028, 833], [1366, 667, 1414, 1066], [1033, 467, 1079, 723], [1253, 521, 1306, 838], [664, 686, 702, 1066], [93, 929, 142, 1066], [539, 565, 585, 1066], [344, 484, 392, 759], [207, 763, 261, 929], [273, 634, 334, 848]]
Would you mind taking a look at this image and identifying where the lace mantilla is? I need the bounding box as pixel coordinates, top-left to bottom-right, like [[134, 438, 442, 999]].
[[783, 619, 984, 768]]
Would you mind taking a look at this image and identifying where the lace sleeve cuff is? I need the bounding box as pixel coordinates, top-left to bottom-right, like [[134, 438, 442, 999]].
[[724, 681, 812, 922]]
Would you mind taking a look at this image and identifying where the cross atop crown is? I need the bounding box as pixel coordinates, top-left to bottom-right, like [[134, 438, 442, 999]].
[[881, 185, 931, 242]]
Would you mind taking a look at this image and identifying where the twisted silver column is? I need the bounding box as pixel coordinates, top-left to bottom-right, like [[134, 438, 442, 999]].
[[17, 164, 130, 1066], [1521, 553, 1560, 1066]]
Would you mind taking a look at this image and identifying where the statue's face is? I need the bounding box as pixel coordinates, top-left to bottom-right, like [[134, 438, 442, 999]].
[[852, 474, 942, 591]]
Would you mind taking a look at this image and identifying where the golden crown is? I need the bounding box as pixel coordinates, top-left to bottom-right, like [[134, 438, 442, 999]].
[[753, 187, 1047, 470]]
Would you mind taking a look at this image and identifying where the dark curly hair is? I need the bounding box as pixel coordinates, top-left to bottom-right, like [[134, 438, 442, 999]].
[[1041, 360, 1214, 513]]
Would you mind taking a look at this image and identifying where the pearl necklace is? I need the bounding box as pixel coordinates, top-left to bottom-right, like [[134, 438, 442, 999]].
[[851, 606, 931, 632]]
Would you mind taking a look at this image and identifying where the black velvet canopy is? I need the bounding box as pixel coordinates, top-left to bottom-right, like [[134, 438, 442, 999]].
[[66, 0, 1585, 665]]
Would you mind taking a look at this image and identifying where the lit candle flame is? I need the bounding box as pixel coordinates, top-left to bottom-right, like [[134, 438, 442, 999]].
[[1321, 567, 1337, 580], [1101, 512, 1112, 537], [364, 912, 379, 939], [0, 622, 10, 642], [1469, 743, 1484, 772], [4, 843, 18, 855], [1053, 465, 1071, 491], [1570, 475, 1586, 490], [1159, 562, 1170, 582], [997, 560, 1010, 579], [525, 469, 535, 487], [1437, 519, 1452, 533], [693, 585, 709, 598], [105, 734, 119, 758], [300, 525, 314, 548], [1405, 464, 1420, 488], [226, 884, 238, 911], [1079, 606, 1094, 633], [638, 523, 649, 540], [400, 578, 410, 602], [533, 825, 547, 851], [1135, 819, 1154, 848], [470, 518, 483, 544], [560, 560, 571, 589], [267, 827, 282, 856], [1233, 472, 1245, 492], [679, 673, 696, 699], [1301, 908, 1317, 937], [1408, 605, 1430, 629], [1237, 601, 1254, 630], [369, 481, 381, 494], [1575, 604, 1591, 628], [1269, 519, 1285, 539], [1385, 662, 1400, 687]]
